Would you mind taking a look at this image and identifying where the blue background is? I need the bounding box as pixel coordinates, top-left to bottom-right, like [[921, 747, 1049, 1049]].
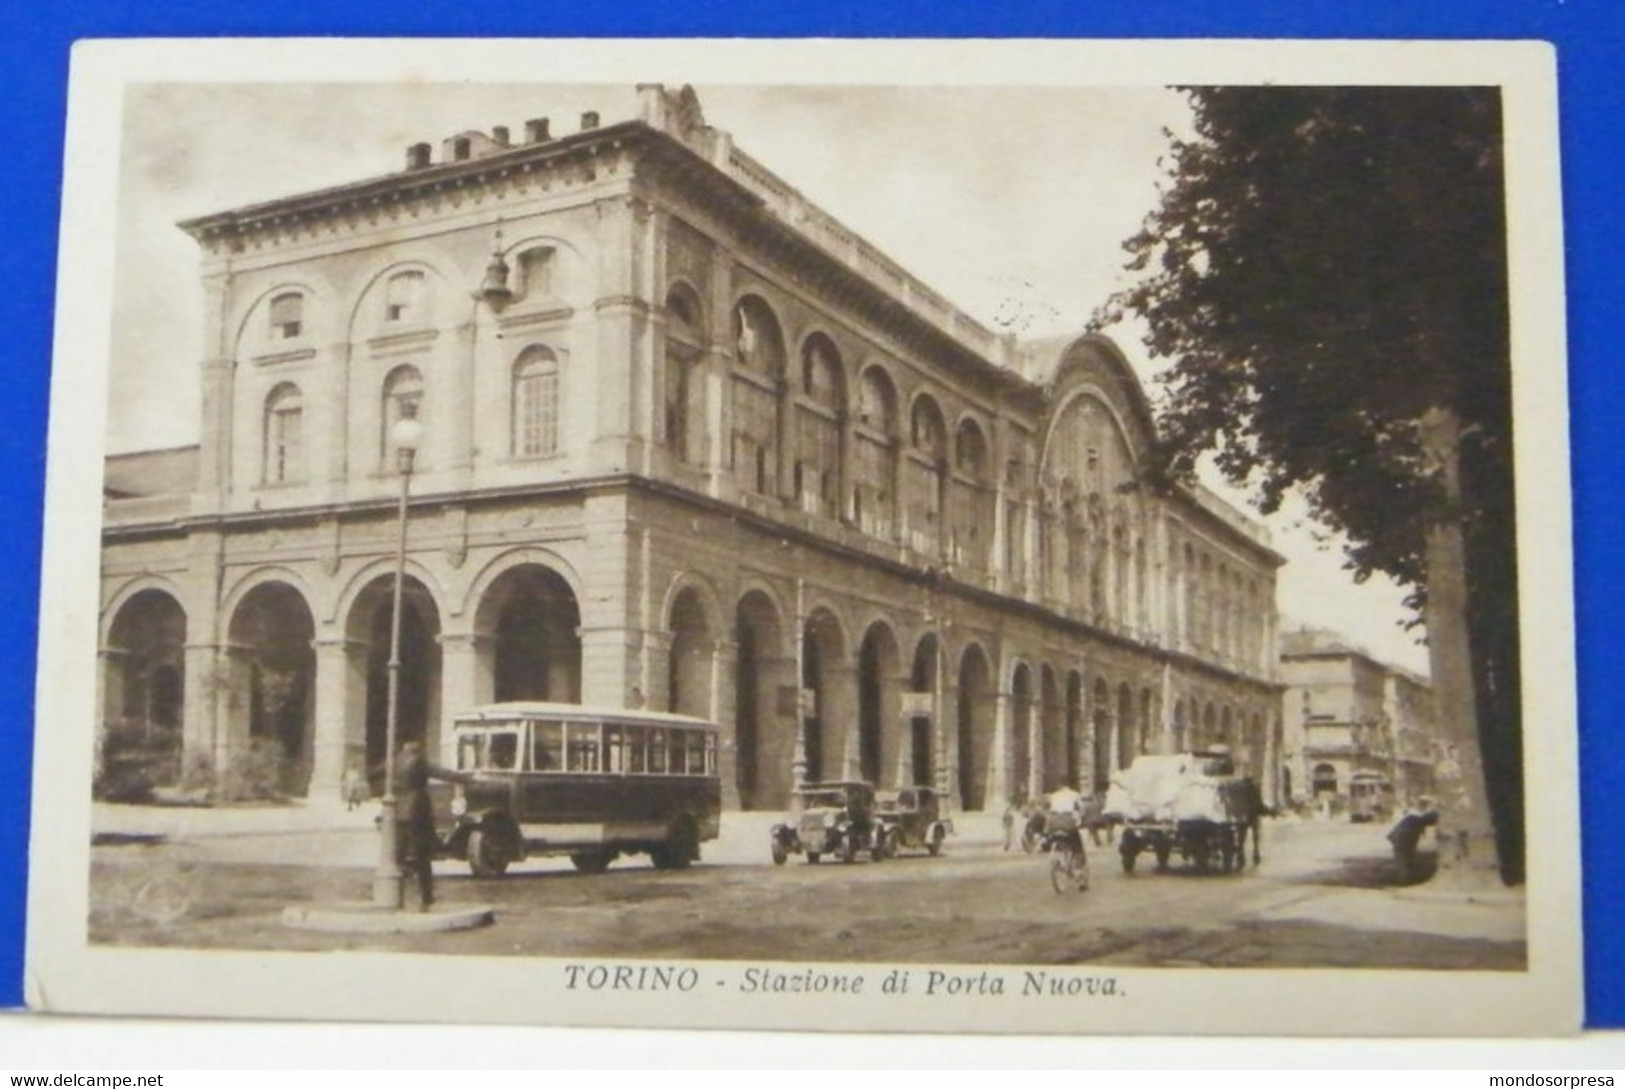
[[0, 0, 1617, 1027]]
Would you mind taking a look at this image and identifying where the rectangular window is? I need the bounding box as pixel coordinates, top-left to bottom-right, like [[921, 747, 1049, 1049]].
[[732, 376, 777, 495], [269, 406, 302, 484], [519, 248, 553, 298], [488, 731, 519, 771], [665, 353, 693, 463], [531, 723, 564, 771], [385, 272, 424, 323], [626, 726, 648, 774], [565, 723, 601, 772], [457, 734, 485, 772], [648, 728, 669, 774], [515, 368, 559, 456], [603, 726, 626, 773], [269, 294, 303, 340], [854, 435, 892, 538], [796, 408, 838, 518]]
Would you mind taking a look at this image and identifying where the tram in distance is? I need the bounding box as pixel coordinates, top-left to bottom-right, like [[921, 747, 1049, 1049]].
[[434, 702, 722, 876]]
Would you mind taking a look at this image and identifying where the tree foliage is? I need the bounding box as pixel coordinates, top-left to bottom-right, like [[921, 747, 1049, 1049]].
[[1105, 87, 1522, 879]]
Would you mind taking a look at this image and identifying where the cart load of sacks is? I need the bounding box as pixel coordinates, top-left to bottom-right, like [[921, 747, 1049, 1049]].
[[1101, 753, 1239, 825]]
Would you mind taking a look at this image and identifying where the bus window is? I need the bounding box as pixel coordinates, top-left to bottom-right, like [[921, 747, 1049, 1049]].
[[488, 730, 520, 771], [566, 723, 601, 772], [604, 726, 626, 773], [705, 733, 717, 776], [532, 722, 563, 771], [685, 730, 707, 775], [626, 725, 648, 773], [649, 728, 669, 774], [457, 734, 485, 772]]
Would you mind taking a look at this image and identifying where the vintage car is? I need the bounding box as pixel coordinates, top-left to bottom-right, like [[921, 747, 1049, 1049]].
[[874, 786, 953, 857], [769, 780, 883, 864]]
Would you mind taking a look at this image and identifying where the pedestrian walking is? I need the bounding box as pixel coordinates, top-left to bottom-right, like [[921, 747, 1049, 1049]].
[[1002, 800, 1017, 851], [341, 758, 366, 811]]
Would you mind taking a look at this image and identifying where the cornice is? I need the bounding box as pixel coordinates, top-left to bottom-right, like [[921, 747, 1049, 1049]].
[[180, 122, 652, 258]]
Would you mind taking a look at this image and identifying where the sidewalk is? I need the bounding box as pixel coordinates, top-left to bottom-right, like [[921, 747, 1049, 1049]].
[[93, 797, 381, 841]]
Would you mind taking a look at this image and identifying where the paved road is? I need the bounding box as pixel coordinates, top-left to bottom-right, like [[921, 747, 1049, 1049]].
[[89, 815, 1524, 969]]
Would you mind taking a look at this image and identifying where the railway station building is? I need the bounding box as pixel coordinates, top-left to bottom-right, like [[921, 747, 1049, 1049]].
[[99, 85, 1286, 813]]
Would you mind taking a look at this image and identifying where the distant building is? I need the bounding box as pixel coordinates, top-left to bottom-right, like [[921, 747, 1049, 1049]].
[[99, 85, 1286, 812], [1279, 627, 1436, 815]]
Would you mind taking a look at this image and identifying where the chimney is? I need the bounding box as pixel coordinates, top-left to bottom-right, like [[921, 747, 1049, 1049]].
[[580, 111, 600, 131], [524, 118, 551, 144], [405, 142, 432, 170], [492, 125, 510, 147]]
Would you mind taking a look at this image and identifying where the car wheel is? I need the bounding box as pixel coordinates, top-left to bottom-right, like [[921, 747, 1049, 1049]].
[[806, 852, 820, 864], [467, 827, 510, 878]]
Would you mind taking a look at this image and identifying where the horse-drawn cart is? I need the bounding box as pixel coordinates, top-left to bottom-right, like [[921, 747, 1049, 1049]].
[[1103, 750, 1263, 875]]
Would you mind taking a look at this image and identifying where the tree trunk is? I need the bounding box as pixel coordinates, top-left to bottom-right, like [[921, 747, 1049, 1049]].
[[1418, 406, 1502, 885]]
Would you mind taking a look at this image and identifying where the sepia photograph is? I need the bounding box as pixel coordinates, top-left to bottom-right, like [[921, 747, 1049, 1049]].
[[26, 38, 1578, 1036]]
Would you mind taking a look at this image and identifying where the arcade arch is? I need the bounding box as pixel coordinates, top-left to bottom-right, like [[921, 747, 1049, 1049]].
[[956, 643, 994, 811], [228, 581, 317, 796], [734, 589, 788, 809]]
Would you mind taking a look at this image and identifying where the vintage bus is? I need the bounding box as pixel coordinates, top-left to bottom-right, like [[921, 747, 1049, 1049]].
[[1347, 771, 1397, 824], [436, 702, 722, 875]]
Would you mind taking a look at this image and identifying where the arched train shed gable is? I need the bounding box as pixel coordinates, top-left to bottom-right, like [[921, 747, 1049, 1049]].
[[1038, 333, 1160, 474]]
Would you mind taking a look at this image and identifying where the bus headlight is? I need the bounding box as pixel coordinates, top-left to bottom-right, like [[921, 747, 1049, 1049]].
[[823, 812, 837, 829], [450, 790, 468, 818]]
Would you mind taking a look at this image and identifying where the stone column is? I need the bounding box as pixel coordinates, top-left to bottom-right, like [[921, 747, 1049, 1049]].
[[309, 632, 362, 801], [214, 642, 254, 776], [96, 647, 130, 782], [710, 636, 741, 808], [436, 631, 489, 767], [990, 685, 1013, 810], [827, 660, 860, 782]]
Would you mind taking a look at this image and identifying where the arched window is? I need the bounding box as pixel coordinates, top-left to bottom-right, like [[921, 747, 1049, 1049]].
[[381, 365, 425, 468], [663, 285, 704, 465], [512, 346, 560, 457], [1134, 536, 1148, 632], [268, 292, 304, 340], [852, 366, 897, 538], [383, 271, 426, 324], [263, 382, 303, 484], [794, 335, 842, 519], [949, 418, 991, 570], [1312, 763, 1339, 796], [906, 395, 947, 555], [730, 297, 784, 496]]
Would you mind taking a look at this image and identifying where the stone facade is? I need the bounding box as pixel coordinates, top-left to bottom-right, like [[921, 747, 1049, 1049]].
[[1279, 627, 1437, 813], [99, 85, 1284, 812]]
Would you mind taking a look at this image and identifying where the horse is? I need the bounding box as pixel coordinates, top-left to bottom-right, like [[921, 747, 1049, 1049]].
[[1219, 776, 1268, 868]]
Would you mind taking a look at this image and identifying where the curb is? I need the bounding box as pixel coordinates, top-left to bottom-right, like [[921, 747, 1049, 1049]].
[[281, 901, 495, 934]]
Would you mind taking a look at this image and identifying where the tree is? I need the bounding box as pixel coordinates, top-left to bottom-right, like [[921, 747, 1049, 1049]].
[[1102, 87, 1522, 883]]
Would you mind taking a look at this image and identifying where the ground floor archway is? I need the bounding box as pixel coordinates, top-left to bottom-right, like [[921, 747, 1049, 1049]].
[[228, 581, 317, 797], [956, 643, 993, 811]]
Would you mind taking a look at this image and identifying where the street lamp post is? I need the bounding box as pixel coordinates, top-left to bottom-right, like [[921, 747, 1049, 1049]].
[[373, 412, 425, 910]]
